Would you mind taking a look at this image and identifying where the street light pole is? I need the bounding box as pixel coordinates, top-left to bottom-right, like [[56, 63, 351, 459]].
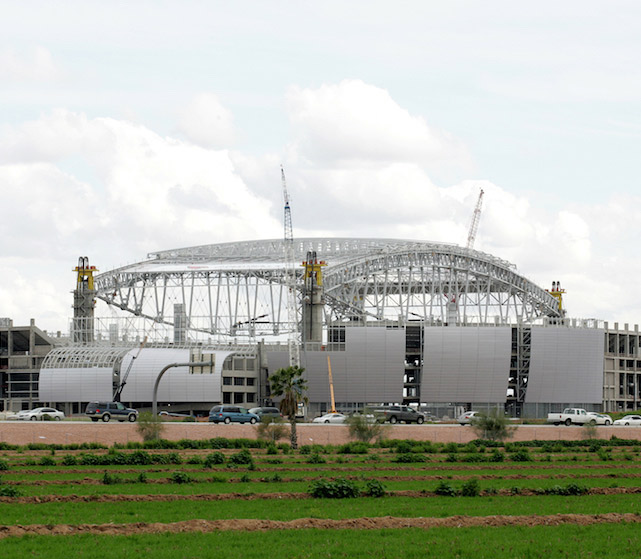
[[152, 360, 213, 416]]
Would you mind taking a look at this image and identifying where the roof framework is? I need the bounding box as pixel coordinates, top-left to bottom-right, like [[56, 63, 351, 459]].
[[92, 238, 560, 341]]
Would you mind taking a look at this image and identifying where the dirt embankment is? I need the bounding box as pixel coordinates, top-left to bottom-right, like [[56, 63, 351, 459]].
[[1, 513, 640, 538], [3, 422, 640, 446]]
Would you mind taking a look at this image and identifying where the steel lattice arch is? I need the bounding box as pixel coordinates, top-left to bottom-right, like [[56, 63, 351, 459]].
[[92, 238, 561, 341]]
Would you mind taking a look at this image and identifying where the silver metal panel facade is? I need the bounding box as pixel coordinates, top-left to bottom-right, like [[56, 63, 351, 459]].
[[267, 327, 405, 403], [39, 348, 229, 403], [39, 367, 113, 402], [120, 348, 224, 402], [422, 327, 512, 402], [525, 327, 604, 404]]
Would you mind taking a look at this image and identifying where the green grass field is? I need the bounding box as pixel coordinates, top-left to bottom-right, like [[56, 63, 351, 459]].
[[1, 436, 641, 557]]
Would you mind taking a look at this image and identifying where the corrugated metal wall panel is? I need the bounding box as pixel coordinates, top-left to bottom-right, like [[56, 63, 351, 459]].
[[421, 327, 511, 403], [525, 327, 604, 404], [39, 367, 113, 401]]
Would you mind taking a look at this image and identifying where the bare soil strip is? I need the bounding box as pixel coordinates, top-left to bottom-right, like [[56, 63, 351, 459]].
[[1, 513, 641, 538]]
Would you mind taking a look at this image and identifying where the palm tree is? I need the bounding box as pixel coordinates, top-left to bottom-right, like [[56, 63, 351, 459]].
[[269, 366, 308, 449]]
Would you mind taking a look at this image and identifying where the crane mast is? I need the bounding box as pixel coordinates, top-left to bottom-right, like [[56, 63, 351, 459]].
[[281, 166, 300, 368], [466, 188, 484, 249]]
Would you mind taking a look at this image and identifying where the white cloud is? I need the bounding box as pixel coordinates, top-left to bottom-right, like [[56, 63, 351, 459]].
[[176, 93, 238, 149], [286, 80, 470, 170], [0, 46, 61, 82]]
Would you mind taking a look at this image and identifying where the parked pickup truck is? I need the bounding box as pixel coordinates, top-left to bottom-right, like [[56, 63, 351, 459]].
[[546, 408, 596, 426], [373, 405, 425, 424]]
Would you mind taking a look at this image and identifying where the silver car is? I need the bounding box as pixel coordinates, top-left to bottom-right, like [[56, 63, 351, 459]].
[[11, 407, 65, 421], [457, 411, 479, 425], [613, 415, 641, 426]]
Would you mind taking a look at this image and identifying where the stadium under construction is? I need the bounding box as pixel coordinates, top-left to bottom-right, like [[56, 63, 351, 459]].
[[27, 236, 637, 419]]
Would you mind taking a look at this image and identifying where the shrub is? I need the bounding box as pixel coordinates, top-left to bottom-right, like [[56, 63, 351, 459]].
[[102, 471, 122, 485], [62, 455, 77, 466], [394, 453, 426, 463], [510, 450, 532, 462], [169, 471, 193, 484], [136, 412, 165, 442], [266, 444, 278, 455], [0, 486, 21, 497], [337, 442, 369, 454], [255, 417, 290, 444], [434, 481, 457, 496], [39, 456, 56, 466], [346, 412, 386, 443], [460, 478, 480, 497], [187, 456, 203, 465], [489, 450, 505, 462], [306, 453, 326, 464], [445, 453, 458, 463], [363, 479, 386, 497], [460, 453, 484, 463], [309, 478, 360, 499], [542, 483, 588, 496], [203, 452, 225, 467], [229, 449, 254, 466], [0, 459, 9, 471], [240, 473, 251, 483], [471, 410, 515, 442], [137, 472, 148, 483]]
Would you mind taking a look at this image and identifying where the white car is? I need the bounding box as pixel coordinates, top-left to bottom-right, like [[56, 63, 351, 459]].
[[457, 411, 479, 425], [312, 412, 348, 424], [587, 412, 612, 425], [11, 407, 65, 421], [613, 415, 641, 426]]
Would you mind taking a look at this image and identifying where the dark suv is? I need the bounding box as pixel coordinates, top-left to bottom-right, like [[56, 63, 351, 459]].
[[85, 401, 138, 423]]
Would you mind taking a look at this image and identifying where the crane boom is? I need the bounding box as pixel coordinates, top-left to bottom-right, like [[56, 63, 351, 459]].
[[281, 166, 300, 368], [113, 336, 147, 402], [466, 188, 484, 249]]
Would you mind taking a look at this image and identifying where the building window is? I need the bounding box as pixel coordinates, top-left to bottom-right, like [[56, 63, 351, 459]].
[[234, 377, 245, 386], [246, 377, 255, 386], [233, 358, 244, 371], [245, 358, 255, 370], [233, 392, 244, 404], [223, 392, 231, 404], [246, 393, 256, 403], [222, 377, 232, 386]]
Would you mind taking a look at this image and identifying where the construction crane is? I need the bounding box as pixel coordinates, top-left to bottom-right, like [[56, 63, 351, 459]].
[[281, 166, 300, 368], [327, 355, 337, 413], [113, 337, 147, 402], [466, 188, 484, 249]]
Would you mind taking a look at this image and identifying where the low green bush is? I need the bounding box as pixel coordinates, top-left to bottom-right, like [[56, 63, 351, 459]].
[[169, 471, 193, 484], [337, 442, 370, 454], [394, 453, 426, 463], [460, 478, 480, 497], [306, 453, 326, 464], [203, 452, 225, 467], [229, 449, 254, 466], [0, 485, 21, 497], [434, 480, 457, 496], [309, 478, 360, 498], [363, 479, 386, 497]]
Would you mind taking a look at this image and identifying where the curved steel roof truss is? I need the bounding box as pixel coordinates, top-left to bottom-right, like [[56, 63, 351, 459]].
[[93, 238, 559, 340]]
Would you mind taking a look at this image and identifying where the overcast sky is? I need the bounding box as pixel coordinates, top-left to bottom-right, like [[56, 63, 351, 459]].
[[1, 1, 641, 332]]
